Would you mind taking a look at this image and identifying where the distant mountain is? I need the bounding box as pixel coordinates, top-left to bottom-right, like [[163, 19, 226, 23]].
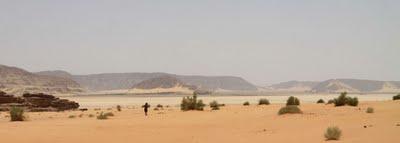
[[312, 79, 400, 93], [0, 65, 83, 95], [132, 75, 196, 90], [267, 79, 400, 93], [37, 71, 257, 91], [268, 81, 319, 92], [36, 70, 73, 79], [128, 76, 197, 94]]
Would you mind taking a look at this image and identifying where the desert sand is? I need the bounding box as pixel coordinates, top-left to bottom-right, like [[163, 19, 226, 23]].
[[0, 100, 399, 143]]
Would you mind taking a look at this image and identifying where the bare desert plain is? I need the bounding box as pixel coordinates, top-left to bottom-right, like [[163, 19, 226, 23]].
[[0, 98, 399, 143]]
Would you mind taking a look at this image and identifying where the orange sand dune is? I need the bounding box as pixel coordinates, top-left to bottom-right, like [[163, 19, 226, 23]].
[[0, 101, 399, 143]]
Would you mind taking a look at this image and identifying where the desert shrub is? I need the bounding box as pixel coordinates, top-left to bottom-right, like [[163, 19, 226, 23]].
[[243, 101, 250, 106], [180, 94, 206, 111], [156, 104, 163, 109], [286, 96, 300, 106], [209, 101, 220, 110], [334, 92, 348, 106], [88, 114, 95, 118], [317, 99, 325, 104], [68, 115, 76, 118], [366, 107, 374, 113], [10, 106, 25, 121], [393, 94, 400, 100], [327, 99, 334, 104], [278, 105, 303, 115], [258, 98, 270, 105], [104, 112, 114, 117], [78, 114, 84, 118], [346, 97, 358, 106], [97, 112, 108, 120], [154, 107, 160, 111], [324, 126, 342, 140], [333, 92, 359, 107], [116, 105, 122, 112]]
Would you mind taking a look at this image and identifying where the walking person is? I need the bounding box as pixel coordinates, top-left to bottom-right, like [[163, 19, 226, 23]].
[[142, 102, 150, 116]]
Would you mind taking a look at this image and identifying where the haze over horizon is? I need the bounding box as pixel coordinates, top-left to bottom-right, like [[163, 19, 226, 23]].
[[1, 0, 399, 85]]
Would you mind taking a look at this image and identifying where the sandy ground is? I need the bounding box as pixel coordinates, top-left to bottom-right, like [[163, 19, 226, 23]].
[[0, 101, 399, 143]]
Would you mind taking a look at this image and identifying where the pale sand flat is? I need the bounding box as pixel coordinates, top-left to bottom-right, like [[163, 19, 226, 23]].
[[0, 101, 399, 143]]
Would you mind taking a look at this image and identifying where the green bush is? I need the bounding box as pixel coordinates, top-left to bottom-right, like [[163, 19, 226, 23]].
[[156, 104, 163, 108], [258, 98, 270, 105], [393, 94, 400, 100], [333, 92, 358, 107], [97, 112, 108, 120], [346, 97, 358, 106], [324, 126, 342, 140], [334, 92, 348, 106], [366, 107, 374, 113], [180, 94, 206, 111], [286, 96, 300, 106], [209, 101, 220, 110], [116, 105, 122, 112], [317, 99, 325, 104], [243, 101, 250, 106], [278, 105, 303, 115], [10, 106, 25, 121]]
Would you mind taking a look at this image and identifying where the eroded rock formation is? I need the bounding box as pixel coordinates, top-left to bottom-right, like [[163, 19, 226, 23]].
[[0, 91, 79, 112]]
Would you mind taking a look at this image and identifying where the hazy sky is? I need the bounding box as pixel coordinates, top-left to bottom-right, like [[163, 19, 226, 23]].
[[1, 0, 399, 85]]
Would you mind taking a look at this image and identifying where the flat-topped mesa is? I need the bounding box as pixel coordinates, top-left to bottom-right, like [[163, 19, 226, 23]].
[[0, 91, 79, 111]]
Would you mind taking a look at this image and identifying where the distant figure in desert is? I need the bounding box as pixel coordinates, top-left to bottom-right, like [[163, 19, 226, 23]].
[[142, 102, 150, 116]]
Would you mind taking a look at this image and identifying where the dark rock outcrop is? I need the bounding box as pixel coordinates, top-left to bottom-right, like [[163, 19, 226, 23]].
[[0, 91, 79, 111]]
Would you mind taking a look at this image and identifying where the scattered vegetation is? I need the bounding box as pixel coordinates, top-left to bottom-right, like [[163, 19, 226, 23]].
[[258, 98, 270, 105], [317, 99, 325, 104], [278, 105, 303, 115], [180, 93, 206, 111], [243, 101, 250, 106], [88, 114, 95, 118], [366, 107, 374, 113], [10, 106, 25, 121], [68, 115, 76, 118], [286, 96, 300, 106], [333, 92, 359, 107], [116, 105, 122, 112], [393, 93, 400, 100], [327, 99, 334, 104], [324, 126, 342, 141], [154, 107, 160, 111], [209, 101, 220, 110]]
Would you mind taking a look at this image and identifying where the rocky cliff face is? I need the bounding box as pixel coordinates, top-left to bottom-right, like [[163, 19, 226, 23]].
[[0, 91, 79, 111], [0, 65, 83, 95]]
